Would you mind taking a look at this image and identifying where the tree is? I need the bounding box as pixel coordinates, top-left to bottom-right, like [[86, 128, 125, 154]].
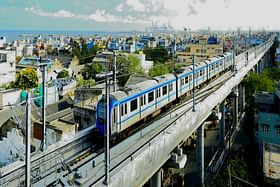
[[148, 63, 169, 77], [16, 56, 22, 64], [82, 63, 105, 80], [143, 47, 170, 63], [208, 154, 251, 187], [71, 39, 99, 64], [117, 55, 144, 86], [13, 68, 39, 89], [77, 77, 96, 87], [56, 69, 69, 79]]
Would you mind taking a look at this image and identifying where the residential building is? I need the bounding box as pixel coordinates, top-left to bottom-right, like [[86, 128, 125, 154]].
[[134, 53, 153, 73], [32, 97, 78, 148], [74, 84, 105, 129], [255, 88, 280, 186], [0, 89, 21, 110], [23, 45, 33, 56], [176, 36, 223, 64], [0, 36, 6, 48], [0, 50, 16, 85]]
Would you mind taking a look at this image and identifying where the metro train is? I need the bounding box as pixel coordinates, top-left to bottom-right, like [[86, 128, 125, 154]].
[[96, 52, 234, 136]]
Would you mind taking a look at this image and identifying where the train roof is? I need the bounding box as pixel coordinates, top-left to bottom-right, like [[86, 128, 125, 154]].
[[153, 73, 176, 83], [123, 79, 158, 96], [110, 90, 128, 101]]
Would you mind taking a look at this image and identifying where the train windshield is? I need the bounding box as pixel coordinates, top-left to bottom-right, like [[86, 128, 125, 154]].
[[97, 100, 106, 125]]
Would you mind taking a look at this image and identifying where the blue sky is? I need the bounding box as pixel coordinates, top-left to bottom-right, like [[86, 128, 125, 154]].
[[0, 0, 279, 31]]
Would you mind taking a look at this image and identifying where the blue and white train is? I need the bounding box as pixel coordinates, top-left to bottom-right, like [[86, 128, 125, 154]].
[[96, 52, 234, 136]]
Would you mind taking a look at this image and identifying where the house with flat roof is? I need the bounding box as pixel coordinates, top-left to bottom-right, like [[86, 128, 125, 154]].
[[255, 87, 280, 186], [0, 50, 16, 86]]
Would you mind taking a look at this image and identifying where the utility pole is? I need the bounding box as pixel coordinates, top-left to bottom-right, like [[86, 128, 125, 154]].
[[192, 54, 196, 112], [25, 92, 31, 187], [39, 58, 47, 151], [173, 38, 177, 72], [113, 51, 117, 92], [104, 58, 110, 185], [233, 40, 237, 76]]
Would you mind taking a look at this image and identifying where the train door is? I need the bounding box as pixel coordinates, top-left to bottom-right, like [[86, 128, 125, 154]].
[[119, 102, 128, 131], [111, 107, 117, 134]]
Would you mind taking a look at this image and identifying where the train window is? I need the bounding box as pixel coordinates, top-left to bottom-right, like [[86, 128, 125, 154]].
[[121, 104, 124, 116], [190, 75, 192, 82], [140, 95, 146, 106], [130, 99, 138, 112], [121, 104, 127, 116], [113, 108, 116, 123], [185, 76, 189, 84], [211, 65, 214, 70], [169, 83, 173, 92], [200, 70, 203, 76], [216, 63, 219, 68], [148, 91, 154, 103], [181, 79, 184, 85], [125, 103, 127, 114], [163, 86, 167, 95], [156, 88, 161, 98]]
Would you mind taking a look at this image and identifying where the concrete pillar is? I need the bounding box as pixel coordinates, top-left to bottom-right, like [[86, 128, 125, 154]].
[[178, 173, 185, 187], [150, 169, 162, 187], [219, 101, 225, 148], [196, 123, 205, 187], [238, 85, 244, 112], [242, 86, 246, 111], [232, 88, 239, 127]]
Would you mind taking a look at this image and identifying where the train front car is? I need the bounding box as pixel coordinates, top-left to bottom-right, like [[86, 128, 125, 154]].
[[96, 95, 116, 136]]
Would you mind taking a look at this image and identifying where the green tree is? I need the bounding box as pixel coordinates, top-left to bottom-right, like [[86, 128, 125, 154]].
[[208, 155, 251, 187], [77, 77, 96, 87], [117, 55, 144, 86], [13, 68, 39, 89], [143, 47, 170, 63], [82, 63, 105, 80], [148, 63, 169, 77], [56, 69, 69, 79], [16, 56, 22, 64]]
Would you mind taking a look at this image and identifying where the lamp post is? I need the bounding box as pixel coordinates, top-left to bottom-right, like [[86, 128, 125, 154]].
[[192, 54, 195, 112], [104, 70, 110, 185], [39, 58, 48, 152]]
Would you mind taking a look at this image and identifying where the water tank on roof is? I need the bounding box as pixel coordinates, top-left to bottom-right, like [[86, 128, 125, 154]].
[[208, 36, 218, 44]]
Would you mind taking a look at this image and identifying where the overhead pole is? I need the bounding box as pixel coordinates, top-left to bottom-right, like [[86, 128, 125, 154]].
[[113, 50, 117, 92], [192, 54, 196, 112], [40, 58, 47, 151], [104, 57, 110, 185], [25, 92, 31, 187]]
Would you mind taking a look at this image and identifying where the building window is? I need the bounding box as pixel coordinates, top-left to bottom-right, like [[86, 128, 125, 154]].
[[277, 127, 280, 134], [263, 125, 269, 133]]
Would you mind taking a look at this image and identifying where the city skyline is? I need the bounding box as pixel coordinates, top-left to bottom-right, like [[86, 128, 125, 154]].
[[0, 0, 279, 31]]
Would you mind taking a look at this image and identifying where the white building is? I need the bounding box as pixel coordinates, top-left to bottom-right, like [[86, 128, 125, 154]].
[[15, 46, 23, 57], [0, 36, 6, 48], [0, 89, 21, 110], [0, 128, 25, 165], [0, 50, 16, 85], [23, 45, 33, 56], [135, 53, 153, 73]]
